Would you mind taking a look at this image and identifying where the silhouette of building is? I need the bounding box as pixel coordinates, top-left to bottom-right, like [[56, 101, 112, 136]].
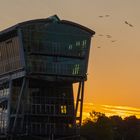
[[0, 15, 95, 139]]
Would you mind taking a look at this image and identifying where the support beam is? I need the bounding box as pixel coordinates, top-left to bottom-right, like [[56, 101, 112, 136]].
[[75, 82, 82, 116], [11, 77, 26, 134], [6, 78, 12, 134], [75, 80, 85, 126], [79, 81, 84, 125]]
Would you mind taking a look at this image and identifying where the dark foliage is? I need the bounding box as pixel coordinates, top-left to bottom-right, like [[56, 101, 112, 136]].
[[81, 111, 140, 140]]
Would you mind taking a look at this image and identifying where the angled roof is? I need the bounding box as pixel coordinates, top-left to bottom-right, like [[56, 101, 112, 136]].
[[0, 15, 95, 36]]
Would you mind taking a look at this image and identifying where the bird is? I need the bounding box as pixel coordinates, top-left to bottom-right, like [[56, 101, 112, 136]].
[[125, 21, 129, 24], [105, 15, 110, 17], [111, 40, 117, 43], [99, 16, 103, 18], [129, 24, 133, 27], [125, 21, 134, 27], [99, 15, 110, 18], [98, 34, 103, 36], [106, 35, 112, 38]]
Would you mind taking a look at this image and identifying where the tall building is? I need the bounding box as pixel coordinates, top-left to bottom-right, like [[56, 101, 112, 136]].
[[0, 15, 95, 139]]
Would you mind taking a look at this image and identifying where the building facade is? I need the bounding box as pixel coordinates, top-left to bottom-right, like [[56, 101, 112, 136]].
[[0, 15, 95, 139]]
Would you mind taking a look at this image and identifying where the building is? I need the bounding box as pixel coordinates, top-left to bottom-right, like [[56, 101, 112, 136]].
[[0, 15, 95, 140]]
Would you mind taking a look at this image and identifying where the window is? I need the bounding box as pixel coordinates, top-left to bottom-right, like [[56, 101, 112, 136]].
[[0, 88, 9, 97], [60, 105, 67, 114], [0, 37, 21, 74], [72, 64, 80, 75], [82, 40, 87, 49], [68, 124, 73, 128], [52, 42, 57, 52], [68, 44, 72, 50], [31, 123, 41, 134], [32, 104, 41, 114], [45, 123, 55, 134], [45, 104, 55, 114]]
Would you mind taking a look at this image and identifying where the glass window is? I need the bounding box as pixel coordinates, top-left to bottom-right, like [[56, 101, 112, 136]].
[[60, 105, 67, 114], [82, 40, 87, 49], [72, 64, 80, 75], [68, 44, 72, 50], [45, 104, 55, 114]]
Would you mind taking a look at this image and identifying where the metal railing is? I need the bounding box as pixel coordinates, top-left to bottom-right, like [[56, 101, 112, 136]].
[[0, 56, 22, 74], [28, 61, 84, 76], [24, 39, 87, 58]]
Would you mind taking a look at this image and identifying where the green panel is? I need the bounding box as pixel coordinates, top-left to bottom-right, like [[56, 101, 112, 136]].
[[0, 37, 22, 74], [21, 22, 91, 77]]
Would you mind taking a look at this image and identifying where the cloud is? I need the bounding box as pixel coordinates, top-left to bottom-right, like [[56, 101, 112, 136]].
[[82, 103, 140, 120]]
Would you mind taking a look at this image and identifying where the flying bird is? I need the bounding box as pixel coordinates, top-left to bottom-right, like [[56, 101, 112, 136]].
[[106, 35, 112, 38], [111, 40, 117, 43], [99, 15, 110, 18], [99, 16, 103, 18], [125, 21, 134, 27], [129, 24, 133, 27], [105, 15, 110, 17], [125, 21, 128, 24], [98, 34, 103, 36]]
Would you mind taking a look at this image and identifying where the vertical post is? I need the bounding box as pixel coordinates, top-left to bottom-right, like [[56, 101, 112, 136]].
[[20, 78, 29, 134], [79, 81, 84, 126], [75, 80, 85, 126], [75, 82, 81, 116], [17, 29, 26, 68], [6, 77, 12, 134], [12, 77, 26, 134]]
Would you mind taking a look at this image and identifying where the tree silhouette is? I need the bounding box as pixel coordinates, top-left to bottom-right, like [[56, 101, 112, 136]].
[[81, 111, 140, 140], [123, 116, 140, 140]]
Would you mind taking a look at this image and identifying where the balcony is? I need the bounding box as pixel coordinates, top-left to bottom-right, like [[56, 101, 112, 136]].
[[28, 60, 84, 77], [24, 39, 87, 58]]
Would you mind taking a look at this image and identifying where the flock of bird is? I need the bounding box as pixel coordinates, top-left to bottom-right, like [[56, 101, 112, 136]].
[[97, 15, 134, 49], [124, 21, 133, 27]]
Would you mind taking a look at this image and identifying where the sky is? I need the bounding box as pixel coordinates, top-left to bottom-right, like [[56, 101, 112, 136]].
[[0, 0, 140, 118]]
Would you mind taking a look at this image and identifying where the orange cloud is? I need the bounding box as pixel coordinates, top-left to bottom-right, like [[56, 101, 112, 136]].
[[82, 103, 140, 120]]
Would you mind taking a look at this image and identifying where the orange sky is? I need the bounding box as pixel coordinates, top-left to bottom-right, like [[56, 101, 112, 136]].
[[0, 0, 140, 117], [82, 103, 140, 120]]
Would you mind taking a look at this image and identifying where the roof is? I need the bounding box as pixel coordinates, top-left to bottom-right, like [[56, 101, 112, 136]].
[[0, 15, 95, 36]]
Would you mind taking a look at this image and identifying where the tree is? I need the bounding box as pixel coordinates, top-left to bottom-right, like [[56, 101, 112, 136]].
[[81, 111, 113, 140], [123, 116, 140, 140], [93, 115, 113, 140], [81, 111, 140, 140], [109, 116, 123, 140]]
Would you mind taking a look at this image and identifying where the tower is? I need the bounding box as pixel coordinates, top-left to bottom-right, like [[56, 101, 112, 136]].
[[0, 15, 95, 139]]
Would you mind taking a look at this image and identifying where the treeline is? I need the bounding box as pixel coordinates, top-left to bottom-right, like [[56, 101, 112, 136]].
[[81, 111, 140, 140]]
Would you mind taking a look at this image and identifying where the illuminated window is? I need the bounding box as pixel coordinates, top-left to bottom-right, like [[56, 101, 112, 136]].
[[72, 64, 80, 75], [68, 124, 72, 128], [68, 44, 72, 50], [82, 40, 87, 48], [61, 105, 67, 114]]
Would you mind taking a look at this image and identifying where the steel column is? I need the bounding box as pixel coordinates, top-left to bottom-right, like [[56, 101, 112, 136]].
[[11, 77, 26, 134], [75, 80, 85, 126], [6, 77, 12, 134]]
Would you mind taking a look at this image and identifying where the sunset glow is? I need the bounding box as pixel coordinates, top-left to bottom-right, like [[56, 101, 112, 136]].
[[82, 103, 140, 120], [0, 0, 140, 122]]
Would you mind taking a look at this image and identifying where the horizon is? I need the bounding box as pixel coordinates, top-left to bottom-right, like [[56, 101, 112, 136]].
[[0, 0, 140, 119], [82, 103, 140, 121]]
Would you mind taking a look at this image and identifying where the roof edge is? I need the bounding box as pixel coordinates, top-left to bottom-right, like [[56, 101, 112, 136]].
[[0, 15, 95, 36], [61, 20, 95, 35]]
